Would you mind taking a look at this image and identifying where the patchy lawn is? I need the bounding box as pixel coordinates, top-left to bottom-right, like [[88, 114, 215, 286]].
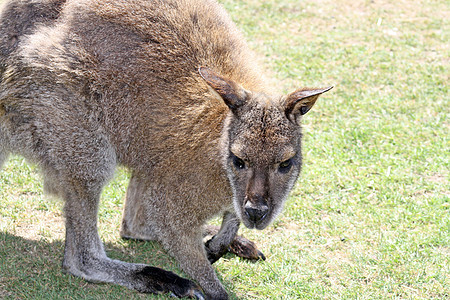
[[1, 0, 448, 299]]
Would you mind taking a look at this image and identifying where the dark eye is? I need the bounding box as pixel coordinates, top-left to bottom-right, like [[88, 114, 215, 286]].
[[278, 158, 293, 173], [231, 154, 246, 170]]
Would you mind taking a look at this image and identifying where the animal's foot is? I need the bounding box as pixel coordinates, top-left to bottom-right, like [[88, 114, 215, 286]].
[[228, 235, 266, 261], [205, 233, 266, 263], [134, 266, 205, 299]]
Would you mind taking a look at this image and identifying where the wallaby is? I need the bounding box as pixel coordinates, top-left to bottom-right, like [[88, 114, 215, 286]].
[[0, 0, 332, 299]]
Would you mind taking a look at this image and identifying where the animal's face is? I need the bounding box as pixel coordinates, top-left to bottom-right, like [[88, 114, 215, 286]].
[[199, 67, 332, 229], [224, 99, 302, 229]]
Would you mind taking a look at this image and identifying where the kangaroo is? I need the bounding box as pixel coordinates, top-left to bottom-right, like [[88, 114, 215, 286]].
[[0, 0, 332, 299]]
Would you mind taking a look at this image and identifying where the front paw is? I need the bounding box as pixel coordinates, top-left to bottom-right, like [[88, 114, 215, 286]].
[[204, 237, 228, 264], [228, 235, 266, 261]]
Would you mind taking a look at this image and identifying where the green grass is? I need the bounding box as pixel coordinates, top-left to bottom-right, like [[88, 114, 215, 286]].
[[1, 0, 449, 299]]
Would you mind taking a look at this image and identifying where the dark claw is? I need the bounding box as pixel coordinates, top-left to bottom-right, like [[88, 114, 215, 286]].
[[257, 250, 266, 261]]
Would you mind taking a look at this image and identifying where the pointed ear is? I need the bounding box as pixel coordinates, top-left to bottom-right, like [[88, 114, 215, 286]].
[[285, 86, 333, 124], [198, 66, 248, 110]]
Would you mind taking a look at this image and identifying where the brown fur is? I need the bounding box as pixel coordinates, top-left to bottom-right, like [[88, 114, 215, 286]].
[[0, 0, 331, 299]]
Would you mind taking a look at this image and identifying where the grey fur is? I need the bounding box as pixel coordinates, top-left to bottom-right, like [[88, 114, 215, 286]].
[[0, 0, 331, 299]]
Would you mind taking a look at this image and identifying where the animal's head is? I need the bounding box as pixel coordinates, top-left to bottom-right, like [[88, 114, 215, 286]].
[[199, 67, 332, 230]]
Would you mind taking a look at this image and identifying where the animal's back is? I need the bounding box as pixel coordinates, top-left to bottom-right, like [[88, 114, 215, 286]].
[[18, 0, 265, 167], [77, 0, 266, 91], [74, 0, 268, 160]]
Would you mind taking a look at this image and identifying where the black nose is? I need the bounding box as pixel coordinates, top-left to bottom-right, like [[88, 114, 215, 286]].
[[244, 201, 269, 224]]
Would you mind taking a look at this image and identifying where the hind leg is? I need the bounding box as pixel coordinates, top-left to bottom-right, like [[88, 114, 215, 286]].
[[61, 176, 202, 298], [120, 173, 159, 241], [3, 101, 202, 297], [44, 131, 203, 297], [43, 134, 202, 297]]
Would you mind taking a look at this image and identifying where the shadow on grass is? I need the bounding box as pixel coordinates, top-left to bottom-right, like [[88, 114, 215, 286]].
[[0, 231, 239, 299]]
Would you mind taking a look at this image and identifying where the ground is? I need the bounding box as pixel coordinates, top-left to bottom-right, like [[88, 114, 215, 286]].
[[0, 0, 448, 298]]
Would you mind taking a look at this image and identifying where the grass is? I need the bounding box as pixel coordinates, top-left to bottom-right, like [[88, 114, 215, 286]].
[[1, 0, 449, 299]]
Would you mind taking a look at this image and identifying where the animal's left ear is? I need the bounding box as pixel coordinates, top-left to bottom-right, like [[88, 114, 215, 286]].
[[284, 86, 333, 124], [198, 66, 248, 111]]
